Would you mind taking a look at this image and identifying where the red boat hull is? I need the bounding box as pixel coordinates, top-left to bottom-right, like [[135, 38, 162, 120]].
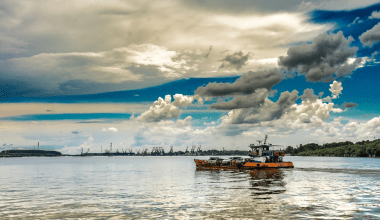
[[194, 159, 294, 169]]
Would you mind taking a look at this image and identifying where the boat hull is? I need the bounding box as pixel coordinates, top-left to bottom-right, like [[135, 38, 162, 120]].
[[194, 159, 293, 169], [243, 161, 294, 169]]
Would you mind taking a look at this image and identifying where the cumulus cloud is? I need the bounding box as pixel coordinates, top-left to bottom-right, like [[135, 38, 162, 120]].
[[102, 127, 118, 132], [60, 136, 95, 155], [314, 123, 341, 137], [369, 11, 380, 19], [359, 22, 380, 47], [137, 94, 193, 122], [278, 31, 360, 82], [300, 88, 319, 102], [131, 116, 199, 147], [219, 51, 253, 70], [172, 94, 194, 107], [341, 116, 380, 138], [329, 80, 343, 98], [256, 87, 345, 134], [222, 90, 299, 124], [195, 69, 282, 97]]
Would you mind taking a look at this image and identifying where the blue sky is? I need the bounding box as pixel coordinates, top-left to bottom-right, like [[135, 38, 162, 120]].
[[1, 0, 380, 154]]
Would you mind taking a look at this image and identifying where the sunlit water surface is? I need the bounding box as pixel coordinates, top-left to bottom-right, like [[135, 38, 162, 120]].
[[0, 156, 379, 219]]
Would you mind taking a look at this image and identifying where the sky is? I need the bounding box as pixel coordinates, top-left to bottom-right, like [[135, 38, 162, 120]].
[[1, 0, 380, 154]]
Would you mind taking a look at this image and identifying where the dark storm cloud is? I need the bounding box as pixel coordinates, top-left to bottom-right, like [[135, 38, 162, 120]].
[[219, 51, 252, 70], [278, 31, 360, 82], [359, 22, 380, 47], [194, 69, 281, 97], [227, 90, 299, 124], [341, 102, 358, 108], [0, 74, 44, 99], [209, 89, 268, 110]]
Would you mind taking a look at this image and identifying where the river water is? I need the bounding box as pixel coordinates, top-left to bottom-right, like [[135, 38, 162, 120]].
[[0, 156, 379, 219]]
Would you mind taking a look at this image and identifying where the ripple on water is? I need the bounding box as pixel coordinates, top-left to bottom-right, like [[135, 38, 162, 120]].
[[0, 156, 380, 219]]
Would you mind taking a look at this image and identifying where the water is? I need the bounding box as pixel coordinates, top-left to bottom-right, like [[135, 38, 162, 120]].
[[0, 156, 379, 219]]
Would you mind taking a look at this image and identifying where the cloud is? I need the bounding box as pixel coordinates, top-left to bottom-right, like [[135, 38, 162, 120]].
[[221, 90, 299, 124], [194, 69, 282, 97], [341, 102, 358, 108], [219, 51, 252, 70], [0, 0, 334, 97], [209, 88, 268, 110], [60, 136, 95, 154], [2, 44, 206, 96], [131, 116, 199, 147], [137, 94, 193, 122], [205, 45, 213, 58], [255, 87, 345, 134], [329, 80, 343, 99], [7, 44, 189, 83], [102, 127, 118, 133], [300, 88, 319, 102], [278, 31, 360, 82], [341, 116, 380, 138], [348, 17, 363, 27], [369, 10, 380, 19], [0, 103, 148, 118], [359, 22, 380, 47], [0, 34, 27, 53], [172, 94, 194, 107], [312, 117, 343, 138]]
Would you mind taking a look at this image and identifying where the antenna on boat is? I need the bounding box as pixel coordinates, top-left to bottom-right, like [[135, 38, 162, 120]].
[[256, 140, 262, 145], [264, 134, 268, 145], [38, 142, 39, 150]]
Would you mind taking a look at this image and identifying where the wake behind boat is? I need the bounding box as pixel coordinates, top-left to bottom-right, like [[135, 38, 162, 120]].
[[194, 135, 294, 169]]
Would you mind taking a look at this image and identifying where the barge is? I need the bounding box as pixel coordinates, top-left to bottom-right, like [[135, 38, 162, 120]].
[[194, 135, 294, 169]]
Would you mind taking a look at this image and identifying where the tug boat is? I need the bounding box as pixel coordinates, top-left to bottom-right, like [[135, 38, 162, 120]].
[[194, 135, 294, 169]]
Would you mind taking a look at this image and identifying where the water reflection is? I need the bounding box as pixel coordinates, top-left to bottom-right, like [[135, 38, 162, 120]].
[[194, 168, 290, 219], [195, 168, 287, 197], [248, 169, 286, 196]]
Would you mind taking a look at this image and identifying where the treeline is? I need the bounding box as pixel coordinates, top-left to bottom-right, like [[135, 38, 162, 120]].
[[285, 139, 380, 157]]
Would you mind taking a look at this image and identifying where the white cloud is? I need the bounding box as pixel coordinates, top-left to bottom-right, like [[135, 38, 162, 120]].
[[329, 80, 343, 99], [0, 0, 334, 96], [136, 94, 193, 122], [172, 94, 194, 107], [7, 44, 193, 84], [102, 127, 118, 133], [342, 116, 380, 138], [242, 130, 262, 137], [369, 10, 380, 19]]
